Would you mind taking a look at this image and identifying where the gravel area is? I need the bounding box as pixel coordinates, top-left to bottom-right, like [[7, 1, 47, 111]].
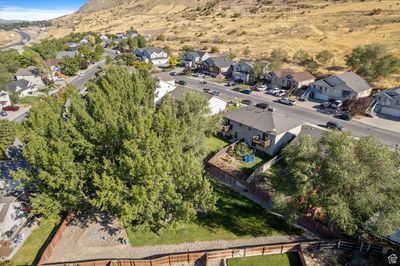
[[47, 214, 315, 264]]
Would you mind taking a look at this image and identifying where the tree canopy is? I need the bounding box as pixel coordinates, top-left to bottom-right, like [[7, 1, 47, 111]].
[[16, 66, 218, 231], [0, 120, 17, 160], [270, 131, 400, 236], [346, 44, 400, 81]]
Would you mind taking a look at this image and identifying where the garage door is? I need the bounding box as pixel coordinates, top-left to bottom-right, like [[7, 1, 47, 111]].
[[312, 92, 329, 101], [381, 106, 400, 117]]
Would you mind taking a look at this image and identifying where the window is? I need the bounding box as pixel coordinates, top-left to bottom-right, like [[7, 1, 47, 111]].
[[396, 100, 400, 106], [248, 127, 252, 131], [342, 90, 351, 97], [239, 123, 242, 127]]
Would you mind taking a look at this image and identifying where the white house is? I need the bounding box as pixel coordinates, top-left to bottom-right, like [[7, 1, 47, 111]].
[[8, 79, 36, 97], [0, 91, 11, 108], [181, 51, 209, 68], [374, 87, 400, 118], [266, 68, 316, 89], [155, 80, 177, 103], [168, 86, 227, 115], [222, 107, 304, 156], [15, 66, 44, 89], [134, 48, 169, 66], [306, 72, 372, 101], [0, 196, 25, 240]]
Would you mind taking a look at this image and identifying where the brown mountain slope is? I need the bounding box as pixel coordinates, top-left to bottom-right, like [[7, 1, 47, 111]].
[[51, 0, 400, 86]]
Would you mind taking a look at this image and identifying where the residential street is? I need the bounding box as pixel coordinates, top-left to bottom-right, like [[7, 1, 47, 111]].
[[155, 72, 400, 149]]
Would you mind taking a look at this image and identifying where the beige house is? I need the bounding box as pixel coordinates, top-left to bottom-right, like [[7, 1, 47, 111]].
[[266, 68, 316, 89], [375, 87, 400, 118], [222, 107, 304, 156]]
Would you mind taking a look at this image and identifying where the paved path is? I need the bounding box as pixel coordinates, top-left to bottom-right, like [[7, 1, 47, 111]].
[[0, 30, 30, 50]]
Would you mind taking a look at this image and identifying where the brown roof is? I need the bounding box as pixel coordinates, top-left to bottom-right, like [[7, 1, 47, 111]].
[[272, 68, 295, 78], [289, 71, 316, 82], [46, 59, 61, 67]]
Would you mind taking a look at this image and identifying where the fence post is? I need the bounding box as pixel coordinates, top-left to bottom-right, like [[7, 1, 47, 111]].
[[187, 253, 190, 263], [262, 247, 265, 256], [244, 248, 247, 258], [318, 241, 321, 250], [281, 246, 283, 254]]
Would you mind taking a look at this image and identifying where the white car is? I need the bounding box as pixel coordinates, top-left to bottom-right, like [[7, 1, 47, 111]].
[[273, 90, 286, 97], [78, 72, 85, 77], [266, 88, 280, 95], [258, 85, 268, 91]]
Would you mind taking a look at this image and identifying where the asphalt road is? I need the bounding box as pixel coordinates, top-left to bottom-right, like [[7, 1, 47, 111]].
[[0, 30, 31, 50], [169, 75, 400, 149]]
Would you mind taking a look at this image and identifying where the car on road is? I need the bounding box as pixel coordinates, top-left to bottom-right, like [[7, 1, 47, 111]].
[[266, 88, 280, 95], [211, 91, 221, 96], [200, 80, 208, 84], [334, 113, 352, 121], [241, 99, 254, 105], [276, 97, 296, 106], [255, 85, 268, 91], [2, 106, 19, 111], [272, 90, 286, 97], [176, 80, 187, 85], [0, 110, 7, 116], [255, 103, 269, 109], [78, 72, 84, 77], [326, 121, 344, 131], [192, 73, 205, 78], [169, 72, 178, 76], [225, 82, 236, 87], [233, 87, 241, 92], [203, 88, 211, 93], [240, 90, 252, 95]]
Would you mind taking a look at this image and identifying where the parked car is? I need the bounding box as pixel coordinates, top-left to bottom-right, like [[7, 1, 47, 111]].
[[320, 102, 332, 109], [266, 88, 280, 95], [334, 113, 352, 121], [276, 97, 296, 106], [233, 87, 242, 92], [212, 91, 221, 96], [203, 88, 211, 93], [78, 72, 84, 77], [200, 80, 208, 84], [273, 90, 286, 97], [0, 110, 7, 116], [225, 82, 236, 87], [255, 103, 269, 109], [241, 99, 254, 105], [257, 85, 268, 91], [329, 99, 343, 107], [176, 80, 187, 85], [2, 106, 19, 111], [241, 90, 252, 95], [170, 71, 178, 76], [326, 121, 344, 131]]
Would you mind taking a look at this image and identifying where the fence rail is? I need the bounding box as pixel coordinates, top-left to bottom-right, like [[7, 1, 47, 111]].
[[42, 239, 389, 266]]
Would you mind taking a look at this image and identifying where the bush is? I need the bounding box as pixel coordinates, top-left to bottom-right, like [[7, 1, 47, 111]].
[[270, 48, 288, 62], [231, 142, 251, 160], [210, 46, 219, 53], [316, 50, 334, 65]]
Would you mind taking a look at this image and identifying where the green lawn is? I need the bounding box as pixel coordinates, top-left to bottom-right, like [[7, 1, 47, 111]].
[[126, 182, 301, 246], [227, 253, 301, 266], [19, 96, 41, 105], [206, 136, 229, 154], [11, 219, 59, 266]]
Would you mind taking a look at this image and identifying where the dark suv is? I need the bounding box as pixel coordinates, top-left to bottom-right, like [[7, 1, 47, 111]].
[[326, 121, 344, 131]]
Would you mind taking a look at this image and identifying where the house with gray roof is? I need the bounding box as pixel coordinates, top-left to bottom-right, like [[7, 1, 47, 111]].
[[198, 55, 234, 78], [222, 106, 304, 155], [7, 79, 35, 97], [168, 86, 227, 115], [181, 51, 210, 68], [134, 47, 169, 65], [307, 72, 372, 101], [0, 91, 11, 108], [56, 50, 78, 59], [374, 87, 400, 118], [230, 59, 258, 84], [0, 196, 25, 239], [15, 66, 44, 90]]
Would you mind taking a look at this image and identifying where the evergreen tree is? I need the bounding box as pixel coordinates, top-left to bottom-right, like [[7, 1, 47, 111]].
[[16, 66, 217, 231], [0, 120, 17, 160]]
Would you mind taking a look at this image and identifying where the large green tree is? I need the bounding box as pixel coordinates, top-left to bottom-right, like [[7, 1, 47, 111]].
[[16, 66, 218, 231], [346, 44, 400, 81], [60, 56, 81, 75], [0, 120, 17, 160], [270, 131, 400, 236]]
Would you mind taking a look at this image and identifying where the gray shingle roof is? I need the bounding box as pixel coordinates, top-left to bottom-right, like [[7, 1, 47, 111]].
[[168, 86, 214, 101], [0, 196, 17, 223], [323, 72, 372, 93], [15, 66, 37, 77], [205, 56, 234, 68], [8, 79, 30, 91], [56, 51, 77, 59], [224, 106, 304, 135], [376, 87, 400, 98]]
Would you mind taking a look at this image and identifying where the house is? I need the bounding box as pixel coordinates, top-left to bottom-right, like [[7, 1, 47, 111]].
[[134, 48, 169, 65], [168, 86, 227, 115], [56, 51, 77, 59], [15, 66, 43, 87], [374, 87, 400, 117], [154, 80, 176, 103], [66, 42, 79, 51], [230, 59, 256, 84], [306, 72, 372, 101], [266, 68, 316, 89], [0, 91, 11, 108], [181, 51, 209, 68], [0, 196, 25, 239], [7, 79, 36, 97], [222, 107, 303, 155], [198, 56, 234, 78]]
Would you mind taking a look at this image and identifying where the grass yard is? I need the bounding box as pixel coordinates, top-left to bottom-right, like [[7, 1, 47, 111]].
[[19, 96, 41, 105], [227, 253, 301, 266], [206, 136, 229, 155], [126, 182, 301, 246], [11, 219, 59, 266]]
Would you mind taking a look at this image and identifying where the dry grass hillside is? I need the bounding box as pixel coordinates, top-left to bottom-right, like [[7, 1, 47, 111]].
[[50, 0, 400, 87]]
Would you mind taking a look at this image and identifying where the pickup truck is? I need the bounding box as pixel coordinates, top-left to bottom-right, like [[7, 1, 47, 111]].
[[2, 106, 20, 111]]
